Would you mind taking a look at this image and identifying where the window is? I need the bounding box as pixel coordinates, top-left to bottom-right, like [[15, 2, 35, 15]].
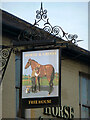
[[79, 72, 90, 118]]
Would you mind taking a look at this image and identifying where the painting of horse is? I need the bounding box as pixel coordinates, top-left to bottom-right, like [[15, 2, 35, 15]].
[[25, 58, 55, 95]]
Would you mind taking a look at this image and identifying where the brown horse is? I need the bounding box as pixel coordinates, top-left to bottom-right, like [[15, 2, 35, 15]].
[[25, 58, 55, 95]]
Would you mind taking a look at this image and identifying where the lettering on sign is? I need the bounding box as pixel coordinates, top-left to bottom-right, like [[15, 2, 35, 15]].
[[28, 100, 52, 104], [42, 106, 74, 119]]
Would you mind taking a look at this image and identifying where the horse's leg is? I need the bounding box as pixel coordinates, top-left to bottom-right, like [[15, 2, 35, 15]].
[[50, 80, 53, 87], [49, 82, 53, 95], [47, 77, 53, 95], [35, 84, 36, 92], [50, 68, 54, 87], [38, 77, 40, 91], [49, 67, 54, 95], [34, 77, 36, 92], [32, 78, 34, 92]]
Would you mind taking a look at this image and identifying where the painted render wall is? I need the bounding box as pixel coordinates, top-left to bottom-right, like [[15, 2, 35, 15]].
[[2, 53, 16, 118]]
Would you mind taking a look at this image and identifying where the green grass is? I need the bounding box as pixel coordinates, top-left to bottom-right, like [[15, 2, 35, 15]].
[[22, 74, 59, 86], [22, 80, 32, 86]]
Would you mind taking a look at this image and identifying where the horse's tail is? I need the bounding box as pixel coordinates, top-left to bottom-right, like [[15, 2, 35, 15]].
[[50, 67, 55, 86]]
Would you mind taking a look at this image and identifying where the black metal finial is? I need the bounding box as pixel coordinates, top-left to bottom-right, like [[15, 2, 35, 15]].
[[34, 2, 47, 26], [40, 2, 43, 11]]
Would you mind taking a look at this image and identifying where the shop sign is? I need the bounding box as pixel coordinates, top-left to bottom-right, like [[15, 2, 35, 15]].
[[21, 48, 61, 108]]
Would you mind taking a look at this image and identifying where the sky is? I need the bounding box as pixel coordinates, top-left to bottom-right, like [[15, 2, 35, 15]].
[[0, 2, 89, 50]]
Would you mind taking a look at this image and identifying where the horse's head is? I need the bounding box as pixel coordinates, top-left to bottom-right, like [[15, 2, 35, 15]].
[[25, 59, 31, 69]]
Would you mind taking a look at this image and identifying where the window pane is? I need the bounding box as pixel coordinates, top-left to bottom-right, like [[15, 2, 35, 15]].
[[81, 106, 86, 118], [79, 76, 81, 104], [81, 107, 90, 118], [81, 77, 87, 104], [80, 73, 90, 118]]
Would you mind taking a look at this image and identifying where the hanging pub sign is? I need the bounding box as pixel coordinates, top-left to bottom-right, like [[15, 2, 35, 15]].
[[21, 48, 61, 108]]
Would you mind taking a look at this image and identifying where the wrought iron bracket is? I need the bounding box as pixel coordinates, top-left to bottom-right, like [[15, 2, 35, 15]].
[[34, 2, 81, 44], [0, 46, 19, 85], [0, 47, 13, 85]]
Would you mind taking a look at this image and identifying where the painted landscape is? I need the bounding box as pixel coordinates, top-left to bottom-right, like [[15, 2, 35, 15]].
[[22, 73, 59, 86]]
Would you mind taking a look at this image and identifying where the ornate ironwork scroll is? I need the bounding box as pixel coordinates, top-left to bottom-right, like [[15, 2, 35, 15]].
[[43, 19, 68, 40], [34, 2, 80, 44], [0, 48, 9, 71], [0, 48, 13, 85]]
